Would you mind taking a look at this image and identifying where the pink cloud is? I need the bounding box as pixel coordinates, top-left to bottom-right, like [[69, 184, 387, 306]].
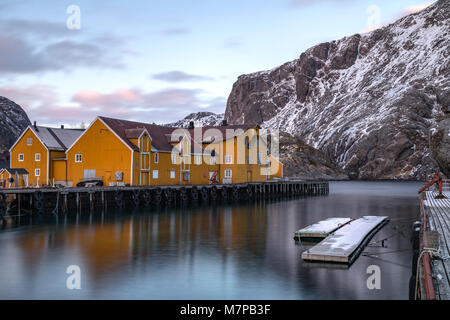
[[0, 85, 226, 126]]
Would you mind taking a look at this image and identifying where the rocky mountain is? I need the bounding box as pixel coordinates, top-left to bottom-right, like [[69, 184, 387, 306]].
[[0, 96, 31, 166], [166, 112, 224, 128], [278, 132, 348, 181], [226, 0, 449, 180]]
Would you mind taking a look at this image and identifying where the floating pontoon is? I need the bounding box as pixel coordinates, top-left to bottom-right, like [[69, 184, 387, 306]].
[[301, 216, 389, 264]]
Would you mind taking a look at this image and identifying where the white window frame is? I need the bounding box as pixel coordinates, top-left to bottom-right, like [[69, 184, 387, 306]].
[[152, 170, 159, 179], [171, 153, 177, 164], [154, 152, 159, 164], [26, 138, 33, 146], [224, 169, 232, 178], [35, 168, 40, 177], [35, 153, 41, 162], [210, 156, 216, 165], [170, 169, 175, 179], [225, 154, 233, 164], [75, 153, 82, 163], [18, 153, 24, 162]]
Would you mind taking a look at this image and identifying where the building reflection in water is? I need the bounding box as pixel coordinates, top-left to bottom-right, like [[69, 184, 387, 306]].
[[0, 181, 421, 299]]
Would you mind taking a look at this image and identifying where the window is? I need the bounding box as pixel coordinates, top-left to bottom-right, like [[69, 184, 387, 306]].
[[18, 153, 24, 162], [27, 138, 33, 146], [210, 156, 216, 165], [35, 168, 40, 177], [248, 156, 252, 164], [35, 153, 41, 162], [75, 153, 82, 163], [171, 153, 177, 164], [258, 152, 262, 165], [84, 169, 96, 179], [244, 136, 252, 149], [170, 170, 175, 179], [195, 155, 202, 165], [153, 170, 159, 179], [225, 154, 233, 164], [224, 169, 232, 178], [154, 152, 159, 163]]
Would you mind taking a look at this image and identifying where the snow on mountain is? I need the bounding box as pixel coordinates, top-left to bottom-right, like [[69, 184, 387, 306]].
[[0, 96, 31, 163], [165, 112, 224, 128], [226, 0, 449, 180]]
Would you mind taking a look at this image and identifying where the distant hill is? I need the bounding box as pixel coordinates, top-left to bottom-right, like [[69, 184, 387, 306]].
[[165, 112, 224, 128], [0, 96, 31, 167]]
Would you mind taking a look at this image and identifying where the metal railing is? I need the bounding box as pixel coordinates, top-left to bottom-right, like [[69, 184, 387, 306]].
[[442, 179, 450, 192]]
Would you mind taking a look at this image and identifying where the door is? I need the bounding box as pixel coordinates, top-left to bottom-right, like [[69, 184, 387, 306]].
[[140, 171, 149, 185]]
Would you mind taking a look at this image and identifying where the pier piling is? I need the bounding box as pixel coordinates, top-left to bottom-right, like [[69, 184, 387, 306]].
[[0, 181, 329, 216]]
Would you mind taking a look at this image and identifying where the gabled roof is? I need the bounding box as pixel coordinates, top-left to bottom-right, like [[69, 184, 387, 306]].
[[10, 125, 85, 152], [99, 116, 177, 152], [3, 168, 28, 175], [33, 126, 84, 151], [99, 116, 259, 153]]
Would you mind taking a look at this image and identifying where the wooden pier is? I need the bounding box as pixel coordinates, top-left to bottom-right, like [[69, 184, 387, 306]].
[[416, 186, 450, 300], [294, 217, 352, 241], [301, 216, 389, 264], [0, 180, 329, 217]]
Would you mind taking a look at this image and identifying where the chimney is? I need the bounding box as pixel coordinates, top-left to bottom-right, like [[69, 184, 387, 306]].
[[61, 125, 64, 129], [33, 121, 38, 131], [221, 120, 227, 126], [188, 121, 194, 129]]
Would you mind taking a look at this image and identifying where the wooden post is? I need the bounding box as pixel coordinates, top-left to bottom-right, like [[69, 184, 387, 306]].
[[76, 192, 80, 214], [18, 193, 21, 215], [63, 193, 68, 214], [89, 192, 94, 212]]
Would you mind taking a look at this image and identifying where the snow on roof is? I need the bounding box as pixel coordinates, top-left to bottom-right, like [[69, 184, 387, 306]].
[[33, 126, 84, 151]]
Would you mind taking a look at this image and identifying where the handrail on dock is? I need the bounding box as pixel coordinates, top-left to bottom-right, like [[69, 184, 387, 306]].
[[418, 197, 436, 300]]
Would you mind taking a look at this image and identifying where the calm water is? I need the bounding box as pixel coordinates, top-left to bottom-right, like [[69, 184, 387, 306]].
[[0, 181, 422, 300]]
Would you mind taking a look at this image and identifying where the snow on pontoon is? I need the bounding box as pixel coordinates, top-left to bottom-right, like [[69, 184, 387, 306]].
[[294, 218, 352, 241], [301, 216, 389, 264]]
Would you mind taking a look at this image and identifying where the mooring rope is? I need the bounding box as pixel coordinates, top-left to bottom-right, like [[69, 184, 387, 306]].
[[415, 247, 441, 300]]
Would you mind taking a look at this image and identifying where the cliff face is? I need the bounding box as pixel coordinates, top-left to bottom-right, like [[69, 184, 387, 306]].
[[0, 96, 31, 164], [278, 132, 349, 181], [226, 0, 449, 180]]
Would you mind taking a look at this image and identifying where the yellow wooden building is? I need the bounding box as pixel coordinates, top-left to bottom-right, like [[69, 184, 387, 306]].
[[9, 123, 84, 187], [0, 168, 29, 189], [7, 117, 282, 188], [65, 116, 283, 187]]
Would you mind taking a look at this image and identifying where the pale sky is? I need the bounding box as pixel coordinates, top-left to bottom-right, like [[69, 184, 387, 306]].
[[0, 0, 435, 127]]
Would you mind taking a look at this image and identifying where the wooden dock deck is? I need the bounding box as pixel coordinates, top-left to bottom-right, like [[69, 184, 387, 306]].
[[420, 190, 450, 300], [0, 180, 329, 217], [301, 216, 389, 264], [294, 217, 352, 241]]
